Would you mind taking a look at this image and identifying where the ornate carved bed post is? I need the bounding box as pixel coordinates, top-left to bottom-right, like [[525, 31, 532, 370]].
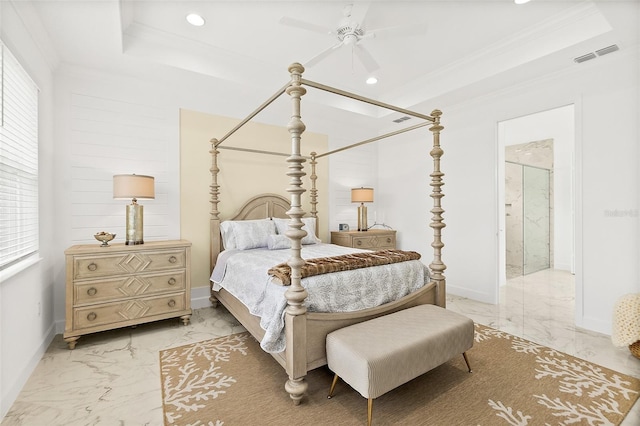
[[209, 138, 221, 306], [284, 62, 309, 405], [310, 151, 319, 235], [428, 110, 447, 307]]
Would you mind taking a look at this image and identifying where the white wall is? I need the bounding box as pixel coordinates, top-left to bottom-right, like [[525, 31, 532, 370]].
[[379, 49, 639, 335], [51, 65, 184, 330], [0, 1, 56, 418], [328, 137, 378, 233]]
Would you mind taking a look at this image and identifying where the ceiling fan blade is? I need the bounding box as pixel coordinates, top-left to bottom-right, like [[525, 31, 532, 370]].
[[353, 44, 380, 73], [347, 2, 372, 28], [305, 42, 344, 68], [279, 16, 333, 36]]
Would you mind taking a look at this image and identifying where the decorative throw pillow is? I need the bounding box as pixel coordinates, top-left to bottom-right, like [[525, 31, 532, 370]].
[[267, 234, 291, 250], [231, 219, 277, 250], [221, 219, 277, 250], [273, 217, 321, 245]]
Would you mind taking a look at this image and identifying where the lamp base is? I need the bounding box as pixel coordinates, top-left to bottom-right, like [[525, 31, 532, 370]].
[[125, 203, 145, 245], [357, 204, 368, 231]]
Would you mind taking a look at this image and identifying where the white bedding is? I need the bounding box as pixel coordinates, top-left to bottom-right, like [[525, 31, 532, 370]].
[[210, 243, 430, 353]]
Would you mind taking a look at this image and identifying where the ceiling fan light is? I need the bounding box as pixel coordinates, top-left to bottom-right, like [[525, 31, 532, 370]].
[[343, 34, 358, 45], [366, 77, 378, 85], [186, 13, 205, 27]]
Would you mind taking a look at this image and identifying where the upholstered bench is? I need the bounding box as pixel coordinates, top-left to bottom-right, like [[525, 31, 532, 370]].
[[326, 304, 474, 426]]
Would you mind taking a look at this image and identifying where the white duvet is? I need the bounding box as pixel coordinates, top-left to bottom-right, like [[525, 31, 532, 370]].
[[210, 243, 429, 353]]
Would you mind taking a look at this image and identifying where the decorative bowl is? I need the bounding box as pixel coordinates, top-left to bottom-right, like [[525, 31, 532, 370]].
[[94, 232, 116, 247]]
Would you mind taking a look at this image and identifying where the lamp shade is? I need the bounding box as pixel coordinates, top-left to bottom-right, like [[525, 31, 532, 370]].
[[113, 174, 155, 200], [351, 187, 374, 203]]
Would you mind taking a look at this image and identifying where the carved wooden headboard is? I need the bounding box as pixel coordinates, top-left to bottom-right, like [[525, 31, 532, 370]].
[[229, 194, 290, 221], [210, 194, 291, 272]]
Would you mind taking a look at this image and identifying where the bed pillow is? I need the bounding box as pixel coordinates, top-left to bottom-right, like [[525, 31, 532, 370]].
[[220, 219, 277, 250], [267, 234, 292, 250], [219, 221, 237, 250], [273, 217, 321, 245]]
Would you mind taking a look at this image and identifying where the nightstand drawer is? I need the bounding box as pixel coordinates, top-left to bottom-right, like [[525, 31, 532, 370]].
[[74, 271, 187, 305], [73, 293, 187, 330], [331, 230, 396, 250], [353, 235, 395, 249], [73, 249, 187, 279]]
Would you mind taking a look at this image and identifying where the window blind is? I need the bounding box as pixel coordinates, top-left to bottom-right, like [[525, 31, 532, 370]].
[[0, 41, 39, 270]]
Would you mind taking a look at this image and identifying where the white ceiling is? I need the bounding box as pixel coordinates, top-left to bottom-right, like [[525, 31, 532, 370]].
[[14, 0, 640, 135]]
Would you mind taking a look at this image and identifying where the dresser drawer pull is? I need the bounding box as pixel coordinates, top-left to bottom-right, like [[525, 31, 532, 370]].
[[87, 287, 98, 296], [168, 299, 176, 308], [87, 312, 97, 321], [356, 241, 362, 246], [169, 256, 177, 264], [168, 277, 177, 285], [386, 237, 392, 243], [87, 263, 97, 271]]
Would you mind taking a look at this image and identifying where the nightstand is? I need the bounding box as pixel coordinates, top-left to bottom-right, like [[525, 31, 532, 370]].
[[330, 229, 396, 250], [63, 240, 192, 349]]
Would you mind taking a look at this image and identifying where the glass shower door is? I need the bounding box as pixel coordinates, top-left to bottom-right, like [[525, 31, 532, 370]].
[[523, 165, 550, 274]]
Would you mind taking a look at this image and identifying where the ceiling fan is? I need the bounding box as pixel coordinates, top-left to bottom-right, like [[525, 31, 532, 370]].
[[279, 3, 427, 73]]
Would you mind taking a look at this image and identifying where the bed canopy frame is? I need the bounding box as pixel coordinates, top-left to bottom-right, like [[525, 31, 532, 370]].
[[208, 62, 445, 404]]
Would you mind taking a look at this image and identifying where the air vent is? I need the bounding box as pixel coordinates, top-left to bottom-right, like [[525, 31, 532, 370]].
[[596, 44, 619, 56], [392, 116, 411, 123], [574, 53, 596, 63], [574, 44, 620, 64]]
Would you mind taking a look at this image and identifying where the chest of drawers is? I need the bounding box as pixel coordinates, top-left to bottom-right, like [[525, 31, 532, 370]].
[[63, 240, 192, 349], [330, 229, 396, 250]]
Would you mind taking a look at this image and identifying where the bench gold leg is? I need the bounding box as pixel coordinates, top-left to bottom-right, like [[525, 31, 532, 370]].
[[327, 374, 339, 399], [462, 352, 472, 373], [368, 398, 373, 426]]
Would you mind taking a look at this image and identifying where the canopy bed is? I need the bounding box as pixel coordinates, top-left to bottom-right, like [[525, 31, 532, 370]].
[[208, 63, 445, 405]]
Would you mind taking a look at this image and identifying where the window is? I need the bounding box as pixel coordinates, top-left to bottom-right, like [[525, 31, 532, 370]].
[[0, 41, 39, 270]]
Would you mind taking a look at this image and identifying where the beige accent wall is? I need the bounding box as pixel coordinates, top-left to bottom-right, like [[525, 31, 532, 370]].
[[180, 109, 329, 289]]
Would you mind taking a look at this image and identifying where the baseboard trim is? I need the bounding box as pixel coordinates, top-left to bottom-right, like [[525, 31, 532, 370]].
[[447, 284, 497, 305], [191, 285, 213, 310], [1, 322, 56, 420]]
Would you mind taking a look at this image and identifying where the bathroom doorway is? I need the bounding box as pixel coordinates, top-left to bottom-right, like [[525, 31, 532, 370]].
[[497, 105, 575, 286]]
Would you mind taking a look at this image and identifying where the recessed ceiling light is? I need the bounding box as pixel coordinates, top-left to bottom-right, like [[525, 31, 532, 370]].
[[186, 13, 205, 27], [514, 0, 531, 4], [366, 77, 378, 85]]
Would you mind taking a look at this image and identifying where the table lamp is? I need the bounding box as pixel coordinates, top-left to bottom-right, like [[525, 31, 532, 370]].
[[113, 174, 155, 245], [351, 187, 373, 231]]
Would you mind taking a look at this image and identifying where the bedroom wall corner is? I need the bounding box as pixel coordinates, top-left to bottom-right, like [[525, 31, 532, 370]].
[[179, 109, 329, 292], [1, 0, 57, 419]]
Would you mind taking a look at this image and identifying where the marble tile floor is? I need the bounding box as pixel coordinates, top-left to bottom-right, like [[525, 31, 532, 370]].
[[447, 269, 640, 425], [2, 269, 639, 425]]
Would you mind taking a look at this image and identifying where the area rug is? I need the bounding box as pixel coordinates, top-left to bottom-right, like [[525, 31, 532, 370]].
[[159, 324, 640, 425]]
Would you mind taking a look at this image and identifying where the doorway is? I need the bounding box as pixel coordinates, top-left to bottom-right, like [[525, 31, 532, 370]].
[[497, 105, 575, 286]]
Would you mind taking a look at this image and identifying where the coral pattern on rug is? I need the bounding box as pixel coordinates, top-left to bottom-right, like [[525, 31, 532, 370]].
[[160, 333, 250, 425], [160, 326, 639, 425], [475, 326, 639, 425]]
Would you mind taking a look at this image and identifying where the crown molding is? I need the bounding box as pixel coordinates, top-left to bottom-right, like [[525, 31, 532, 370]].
[[382, 1, 612, 116], [5, 0, 60, 72]]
